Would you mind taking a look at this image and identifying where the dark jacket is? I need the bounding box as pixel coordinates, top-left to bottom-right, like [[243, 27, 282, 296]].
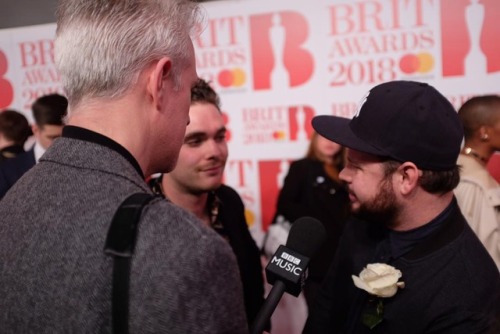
[[304, 200, 500, 334], [214, 185, 266, 328], [0, 144, 25, 163], [0, 147, 35, 198], [276, 158, 350, 281]]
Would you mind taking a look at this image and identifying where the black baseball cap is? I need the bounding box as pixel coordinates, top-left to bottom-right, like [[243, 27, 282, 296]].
[[312, 81, 463, 171]]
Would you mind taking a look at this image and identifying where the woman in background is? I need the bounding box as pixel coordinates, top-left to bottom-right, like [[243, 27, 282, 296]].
[[455, 95, 500, 269], [275, 130, 350, 311]]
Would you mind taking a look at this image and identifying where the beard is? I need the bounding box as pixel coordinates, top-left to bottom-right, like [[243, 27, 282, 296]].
[[352, 177, 400, 227]]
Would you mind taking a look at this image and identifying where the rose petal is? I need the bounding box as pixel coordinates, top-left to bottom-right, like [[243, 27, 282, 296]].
[[360, 267, 378, 281], [367, 274, 399, 289], [352, 275, 375, 294], [373, 284, 398, 297]]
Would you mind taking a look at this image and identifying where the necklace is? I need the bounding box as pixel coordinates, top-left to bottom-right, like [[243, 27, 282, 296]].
[[463, 147, 488, 164]]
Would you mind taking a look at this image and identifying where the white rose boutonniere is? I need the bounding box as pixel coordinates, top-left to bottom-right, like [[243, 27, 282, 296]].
[[352, 263, 405, 298], [352, 263, 405, 329]]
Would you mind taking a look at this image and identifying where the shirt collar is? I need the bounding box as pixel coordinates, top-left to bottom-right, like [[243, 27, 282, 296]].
[[34, 141, 46, 163], [376, 199, 455, 261]]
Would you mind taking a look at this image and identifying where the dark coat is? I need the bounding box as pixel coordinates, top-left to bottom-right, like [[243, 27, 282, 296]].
[[276, 158, 350, 282], [304, 200, 500, 334], [0, 144, 25, 163], [0, 147, 35, 198], [214, 185, 266, 327]]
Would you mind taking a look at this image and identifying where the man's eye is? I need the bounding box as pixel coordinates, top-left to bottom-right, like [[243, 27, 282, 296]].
[[215, 134, 226, 142], [186, 138, 202, 146], [345, 162, 358, 170]]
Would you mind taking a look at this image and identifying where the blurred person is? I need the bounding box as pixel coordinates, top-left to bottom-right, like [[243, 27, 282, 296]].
[[0, 94, 67, 198], [30, 93, 68, 153], [0, 109, 32, 163], [149, 78, 266, 330], [455, 95, 500, 269], [274, 130, 350, 311], [303, 81, 499, 333], [0, 1, 247, 333]]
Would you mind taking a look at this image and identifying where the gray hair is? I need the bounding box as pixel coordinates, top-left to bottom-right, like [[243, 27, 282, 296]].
[[55, 0, 202, 109]]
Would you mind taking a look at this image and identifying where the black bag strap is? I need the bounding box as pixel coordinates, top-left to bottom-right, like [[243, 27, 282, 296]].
[[104, 193, 156, 334]]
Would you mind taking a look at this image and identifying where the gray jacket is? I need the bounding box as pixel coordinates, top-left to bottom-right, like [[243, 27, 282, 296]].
[[0, 135, 248, 333]]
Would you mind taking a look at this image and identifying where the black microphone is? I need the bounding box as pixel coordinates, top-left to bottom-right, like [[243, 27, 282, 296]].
[[250, 216, 326, 334]]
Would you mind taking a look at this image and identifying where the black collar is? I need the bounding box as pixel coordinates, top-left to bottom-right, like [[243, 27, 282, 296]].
[[62, 125, 144, 178], [370, 199, 463, 262], [403, 199, 464, 260]]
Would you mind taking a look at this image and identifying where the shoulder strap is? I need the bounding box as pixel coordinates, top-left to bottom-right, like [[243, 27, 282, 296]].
[[104, 193, 156, 334]]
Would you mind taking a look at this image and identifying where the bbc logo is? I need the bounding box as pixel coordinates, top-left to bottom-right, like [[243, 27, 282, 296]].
[[281, 251, 301, 265]]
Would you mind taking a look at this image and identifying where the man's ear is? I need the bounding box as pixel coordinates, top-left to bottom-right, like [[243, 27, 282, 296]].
[[397, 162, 420, 195], [31, 124, 40, 139], [148, 57, 172, 111]]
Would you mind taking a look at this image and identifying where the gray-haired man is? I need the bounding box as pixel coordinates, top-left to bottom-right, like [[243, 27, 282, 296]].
[[0, 1, 248, 333]]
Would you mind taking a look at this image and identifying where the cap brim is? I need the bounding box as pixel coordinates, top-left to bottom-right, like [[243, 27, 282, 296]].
[[312, 115, 387, 156]]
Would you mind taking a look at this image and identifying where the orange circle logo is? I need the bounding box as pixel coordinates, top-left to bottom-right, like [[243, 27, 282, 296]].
[[218, 68, 247, 88], [399, 52, 434, 74], [244, 209, 255, 227], [272, 130, 286, 140]]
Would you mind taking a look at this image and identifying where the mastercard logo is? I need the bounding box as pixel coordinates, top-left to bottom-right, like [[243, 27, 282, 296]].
[[399, 52, 434, 74], [272, 130, 286, 140], [244, 209, 255, 227], [218, 68, 246, 88]]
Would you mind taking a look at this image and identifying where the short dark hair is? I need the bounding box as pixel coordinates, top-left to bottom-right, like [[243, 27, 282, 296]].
[[191, 78, 220, 110], [32, 94, 68, 127], [382, 159, 460, 194], [0, 110, 32, 145], [458, 95, 500, 140]]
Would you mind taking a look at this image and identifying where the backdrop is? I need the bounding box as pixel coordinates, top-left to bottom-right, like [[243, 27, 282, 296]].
[[1, 0, 499, 244]]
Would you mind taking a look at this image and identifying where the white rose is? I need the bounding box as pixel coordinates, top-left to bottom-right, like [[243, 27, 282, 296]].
[[352, 263, 405, 298]]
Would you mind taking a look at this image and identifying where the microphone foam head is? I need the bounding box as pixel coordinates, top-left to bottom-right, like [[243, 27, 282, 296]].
[[286, 216, 326, 258]]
